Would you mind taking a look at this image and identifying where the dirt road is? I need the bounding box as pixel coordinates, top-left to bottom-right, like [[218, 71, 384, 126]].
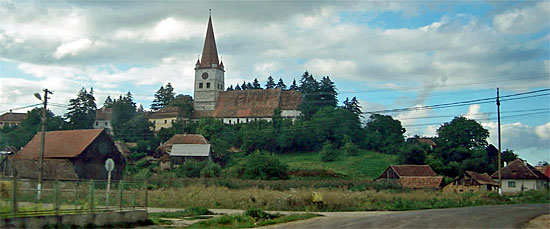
[[266, 203, 550, 228]]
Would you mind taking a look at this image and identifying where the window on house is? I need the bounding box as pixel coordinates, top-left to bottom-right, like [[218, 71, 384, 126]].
[[246, 118, 249, 123], [153, 120, 156, 124], [207, 83, 210, 88], [229, 120, 232, 124], [105, 122, 108, 126], [199, 83, 203, 88], [508, 181, 516, 188], [95, 122, 98, 126], [237, 118, 240, 123], [164, 120, 168, 124]]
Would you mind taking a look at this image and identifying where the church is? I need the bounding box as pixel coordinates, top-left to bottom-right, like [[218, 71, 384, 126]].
[[190, 15, 302, 124]]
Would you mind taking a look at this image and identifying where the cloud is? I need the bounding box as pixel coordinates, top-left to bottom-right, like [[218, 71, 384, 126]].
[[493, 1, 550, 34], [534, 122, 550, 140], [464, 104, 490, 121]]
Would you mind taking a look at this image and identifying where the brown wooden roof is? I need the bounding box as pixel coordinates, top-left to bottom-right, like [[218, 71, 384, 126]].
[[398, 176, 444, 189], [14, 129, 105, 159], [199, 15, 220, 68], [0, 112, 27, 122], [149, 106, 179, 119], [391, 165, 437, 177], [491, 159, 549, 180], [465, 171, 498, 186]]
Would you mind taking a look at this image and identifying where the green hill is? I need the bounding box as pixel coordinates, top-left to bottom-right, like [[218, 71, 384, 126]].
[[274, 150, 398, 179]]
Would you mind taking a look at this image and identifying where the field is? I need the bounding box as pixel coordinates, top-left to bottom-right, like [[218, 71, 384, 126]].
[[275, 150, 398, 179]]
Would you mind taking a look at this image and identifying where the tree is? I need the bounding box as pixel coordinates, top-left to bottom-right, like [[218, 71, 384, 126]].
[[1, 108, 67, 149], [289, 79, 299, 91], [320, 141, 339, 162], [111, 92, 137, 140], [104, 96, 114, 107], [247, 82, 253, 90], [364, 114, 406, 154], [227, 85, 234, 91], [241, 81, 248, 90], [235, 84, 242, 90], [399, 144, 427, 165], [151, 83, 176, 111], [252, 78, 262, 89], [242, 150, 288, 180], [319, 76, 338, 108], [340, 135, 359, 156], [65, 87, 96, 129], [275, 78, 287, 90], [343, 97, 362, 118], [265, 76, 276, 89], [298, 71, 321, 119], [168, 95, 193, 118]]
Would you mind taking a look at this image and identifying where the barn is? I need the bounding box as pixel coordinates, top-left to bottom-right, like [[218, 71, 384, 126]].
[[8, 129, 125, 180]]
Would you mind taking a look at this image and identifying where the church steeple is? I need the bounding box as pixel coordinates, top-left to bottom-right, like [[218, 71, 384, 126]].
[[199, 13, 219, 68]]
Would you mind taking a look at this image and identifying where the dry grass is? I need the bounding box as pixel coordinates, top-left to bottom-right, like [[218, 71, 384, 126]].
[[147, 185, 549, 211]]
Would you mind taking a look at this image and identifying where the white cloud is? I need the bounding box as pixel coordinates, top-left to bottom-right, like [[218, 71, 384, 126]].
[[304, 59, 357, 80], [54, 38, 94, 59], [148, 17, 202, 42], [464, 104, 490, 121], [493, 1, 550, 34], [534, 122, 550, 140]]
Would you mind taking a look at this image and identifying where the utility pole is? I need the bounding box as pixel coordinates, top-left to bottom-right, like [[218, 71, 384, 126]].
[[497, 88, 502, 196], [36, 89, 52, 199]]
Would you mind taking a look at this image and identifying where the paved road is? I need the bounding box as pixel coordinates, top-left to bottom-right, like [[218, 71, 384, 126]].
[[266, 204, 550, 228]]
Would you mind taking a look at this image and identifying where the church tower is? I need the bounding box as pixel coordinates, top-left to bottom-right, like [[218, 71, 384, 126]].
[[194, 13, 225, 111]]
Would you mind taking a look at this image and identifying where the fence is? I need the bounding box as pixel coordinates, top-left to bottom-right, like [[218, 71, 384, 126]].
[[0, 176, 147, 218]]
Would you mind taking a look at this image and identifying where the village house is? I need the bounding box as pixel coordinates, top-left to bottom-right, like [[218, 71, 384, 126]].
[[94, 107, 113, 132], [491, 159, 549, 192], [149, 107, 180, 132], [535, 164, 550, 178], [375, 165, 444, 189], [190, 15, 302, 123], [443, 171, 498, 193], [154, 134, 211, 169], [7, 129, 125, 180], [0, 111, 27, 128]]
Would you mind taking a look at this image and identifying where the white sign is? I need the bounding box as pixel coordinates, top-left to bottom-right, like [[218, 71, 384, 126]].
[[105, 158, 115, 172]]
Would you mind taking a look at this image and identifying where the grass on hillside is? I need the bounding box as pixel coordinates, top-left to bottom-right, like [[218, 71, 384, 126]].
[[275, 150, 398, 179]]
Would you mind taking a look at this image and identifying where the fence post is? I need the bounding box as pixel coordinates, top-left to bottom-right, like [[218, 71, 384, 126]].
[[131, 190, 135, 210], [89, 179, 94, 213], [54, 180, 59, 215], [119, 180, 123, 211], [145, 181, 148, 210], [11, 175, 17, 217]]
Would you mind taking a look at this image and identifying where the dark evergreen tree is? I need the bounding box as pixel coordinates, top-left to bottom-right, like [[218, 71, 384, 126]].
[[65, 87, 96, 129], [265, 76, 276, 89], [343, 96, 362, 118], [252, 78, 262, 89], [151, 83, 176, 111], [227, 85, 234, 91], [289, 79, 299, 91], [319, 76, 338, 107], [112, 92, 137, 140], [235, 84, 242, 90], [298, 71, 321, 119], [241, 81, 248, 90], [104, 96, 114, 108], [247, 82, 253, 90], [275, 78, 287, 90]]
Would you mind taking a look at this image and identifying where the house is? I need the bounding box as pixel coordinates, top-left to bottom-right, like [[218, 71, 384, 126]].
[[8, 129, 125, 180], [155, 134, 211, 168], [149, 107, 180, 132], [375, 165, 444, 189], [535, 164, 550, 178], [491, 159, 549, 192], [443, 171, 498, 193], [94, 107, 113, 132], [191, 15, 302, 123], [0, 111, 27, 128]]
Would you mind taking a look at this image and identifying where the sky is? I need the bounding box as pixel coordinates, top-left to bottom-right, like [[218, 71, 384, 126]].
[[0, 0, 549, 164]]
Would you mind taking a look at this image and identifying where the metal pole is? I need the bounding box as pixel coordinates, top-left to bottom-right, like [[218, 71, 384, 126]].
[[497, 88, 502, 196], [37, 89, 51, 199], [106, 170, 111, 209]]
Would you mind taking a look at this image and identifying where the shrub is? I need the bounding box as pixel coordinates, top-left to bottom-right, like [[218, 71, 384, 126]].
[[242, 150, 288, 180], [200, 161, 222, 178], [340, 141, 359, 156], [127, 151, 146, 161], [174, 160, 206, 178], [244, 207, 278, 220], [320, 141, 339, 162]]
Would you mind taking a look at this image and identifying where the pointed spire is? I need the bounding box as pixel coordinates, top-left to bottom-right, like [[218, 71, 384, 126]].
[[200, 12, 219, 68]]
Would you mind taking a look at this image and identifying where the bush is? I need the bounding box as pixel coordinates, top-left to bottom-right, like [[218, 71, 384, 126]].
[[127, 151, 146, 161], [242, 150, 288, 180], [200, 161, 222, 178], [244, 207, 278, 220], [174, 160, 206, 178], [340, 141, 359, 156], [320, 141, 339, 162]]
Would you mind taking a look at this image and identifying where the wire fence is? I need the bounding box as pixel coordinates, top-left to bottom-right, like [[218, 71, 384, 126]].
[[0, 176, 148, 218]]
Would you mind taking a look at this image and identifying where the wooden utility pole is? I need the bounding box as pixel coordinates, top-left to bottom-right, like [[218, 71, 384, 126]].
[[37, 89, 52, 199], [497, 88, 502, 196]]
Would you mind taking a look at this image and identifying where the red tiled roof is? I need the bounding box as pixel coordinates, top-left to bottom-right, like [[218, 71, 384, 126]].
[[199, 15, 220, 68], [149, 106, 179, 119], [465, 171, 498, 186], [95, 107, 112, 120], [14, 129, 105, 159], [0, 112, 27, 122], [535, 165, 550, 178], [491, 159, 549, 180], [398, 176, 444, 189], [391, 165, 437, 177]]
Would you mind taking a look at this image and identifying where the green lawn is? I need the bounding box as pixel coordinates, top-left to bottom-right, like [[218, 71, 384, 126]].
[[275, 150, 398, 179]]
